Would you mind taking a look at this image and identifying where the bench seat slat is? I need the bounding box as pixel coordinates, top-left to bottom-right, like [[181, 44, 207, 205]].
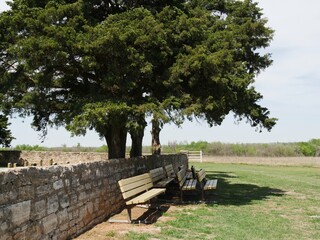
[[126, 188, 165, 205], [150, 167, 175, 188], [204, 179, 218, 190], [122, 182, 153, 200], [150, 168, 165, 183], [186, 172, 193, 179], [153, 177, 174, 188], [197, 169, 206, 182], [119, 177, 151, 193], [182, 179, 197, 190], [165, 165, 175, 178], [119, 173, 150, 187]]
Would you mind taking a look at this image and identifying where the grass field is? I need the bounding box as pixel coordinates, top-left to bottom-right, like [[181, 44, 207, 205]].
[[124, 163, 320, 240]]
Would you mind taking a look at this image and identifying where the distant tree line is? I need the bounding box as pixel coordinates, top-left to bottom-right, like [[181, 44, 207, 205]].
[[157, 139, 320, 157], [3, 139, 320, 157]]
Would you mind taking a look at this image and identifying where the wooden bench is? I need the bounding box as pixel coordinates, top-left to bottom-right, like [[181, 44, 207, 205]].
[[196, 169, 218, 200], [176, 165, 199, 201], [164, 164, 175, 178], [178, 164, 194, 179], [149, 167, 175, 188], [118, 173, 166, 222]]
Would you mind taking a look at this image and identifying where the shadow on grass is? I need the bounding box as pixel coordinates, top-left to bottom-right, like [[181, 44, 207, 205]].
[[206, 171, 285, 206]]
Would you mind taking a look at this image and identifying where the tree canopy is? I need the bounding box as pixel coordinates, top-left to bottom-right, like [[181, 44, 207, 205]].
[[0, 114, 14, 147], [0, 0, 276, 158]]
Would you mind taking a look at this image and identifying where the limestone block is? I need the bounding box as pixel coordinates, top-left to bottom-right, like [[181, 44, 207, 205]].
[[86, 202, 94, 215], [81, 169, 92, 181], [0, 233, 13, 240], [8, 200, 31, 226], [8, 190, 19, 204], [71, 177, 80, 187], [18, 185, 34, 201], [69, 193, 78, 205], [47, 195, 59, 214], [13, 229, 27, 240], [0, 171, 18, 186], [25, 224, 42, 240], [77, 184, 85, 192], [0, 221, 8, 233], [0, 193, 6, 206], [57, 208, 68, 224], [89, 191, 99, 200], [42, 213, 58, 235], [95, 169, 101, 177], [84, 182, 92, 190], [64, 179, 70, 187], [34, 199, 46, 219], [59, 222, 69, 232], [59, 194, 70, 209], [36, 184, 52, 197], [0, 206, 4, 221], [53, 179, 64, 190], [78, 191, 86, 202]]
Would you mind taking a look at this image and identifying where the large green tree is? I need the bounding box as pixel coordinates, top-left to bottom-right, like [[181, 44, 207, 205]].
[[147, 1, 277, 154], [0, 0, 276, 158], [0, 114, 14, 147]]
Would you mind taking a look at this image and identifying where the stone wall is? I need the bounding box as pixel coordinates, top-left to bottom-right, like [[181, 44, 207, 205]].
[[0, 150, 109, 167], [0, 154, 188, 240], [0, 151, 23, 167]]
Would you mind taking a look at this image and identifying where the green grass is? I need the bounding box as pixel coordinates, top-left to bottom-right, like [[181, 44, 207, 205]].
[[126, 163, 320, 240]]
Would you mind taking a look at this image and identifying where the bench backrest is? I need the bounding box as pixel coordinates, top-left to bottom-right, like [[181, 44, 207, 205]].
[[149, 167, 166, 184], [164, 164, 175, 178], [176, 165, 187, 188], [118, 173, 153, 200], [196, 169, 206, 182]]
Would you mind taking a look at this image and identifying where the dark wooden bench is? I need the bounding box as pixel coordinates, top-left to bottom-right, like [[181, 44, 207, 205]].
[[164, 164, 175, 178], [196, 169, 218, 200], [176, 165, 199, 201], [118, 173, 166, 222], [149, 167, 174, 188], [178, 164, 194, 179]]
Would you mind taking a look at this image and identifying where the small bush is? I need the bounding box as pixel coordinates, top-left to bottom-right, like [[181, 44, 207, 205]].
[[15, 144, 48, 151], [95, 145, 108, 153], [297, 139, 320, 156]]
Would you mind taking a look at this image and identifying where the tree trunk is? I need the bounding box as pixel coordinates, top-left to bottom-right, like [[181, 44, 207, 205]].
[[130, 127, 144, 158], [104, 124, 127, 159], [129, 115, 146, 158], [151, 118, 161, 155]]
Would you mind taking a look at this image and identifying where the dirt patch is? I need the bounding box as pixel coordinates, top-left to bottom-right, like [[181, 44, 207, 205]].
[[75, 204, 178, 240]]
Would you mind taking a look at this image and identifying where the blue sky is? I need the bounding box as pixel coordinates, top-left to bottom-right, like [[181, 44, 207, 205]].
[[1, 1, 320, 147]]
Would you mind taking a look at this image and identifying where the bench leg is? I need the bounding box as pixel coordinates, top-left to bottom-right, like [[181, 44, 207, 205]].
[[127, 206, 133, 223]]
